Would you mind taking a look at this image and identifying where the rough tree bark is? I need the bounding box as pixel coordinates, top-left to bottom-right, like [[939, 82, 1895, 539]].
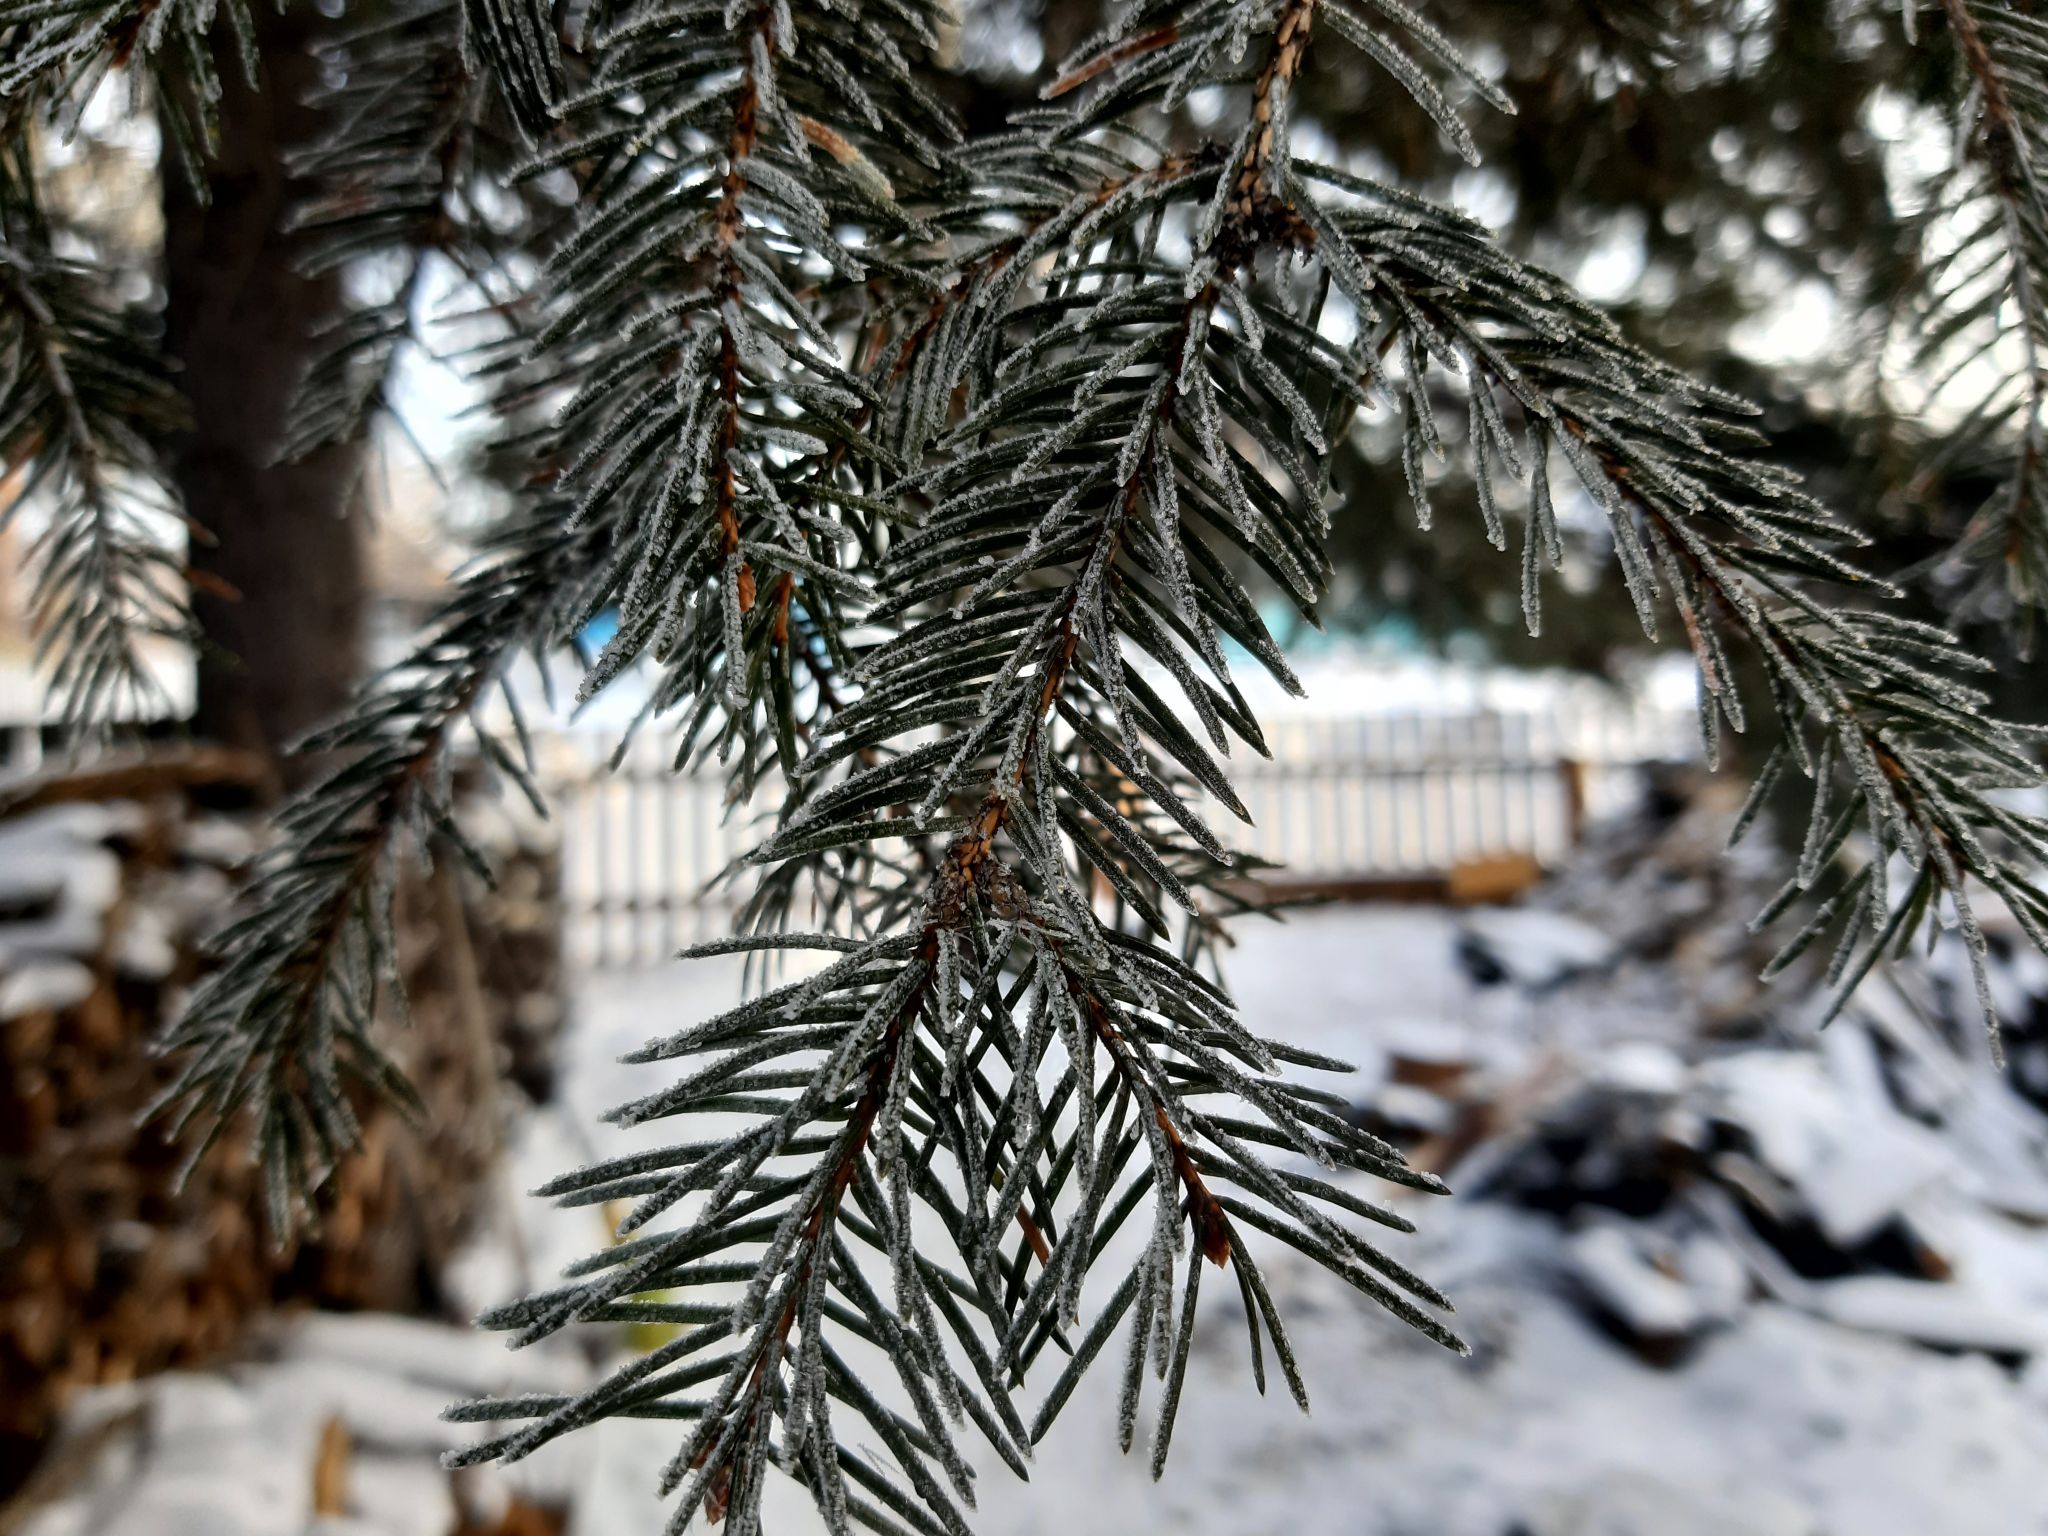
[[162, 6, 364, 789]]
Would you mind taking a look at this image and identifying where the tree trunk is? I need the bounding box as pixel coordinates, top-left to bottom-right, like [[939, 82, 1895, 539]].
[[162, 6, 364, 791]]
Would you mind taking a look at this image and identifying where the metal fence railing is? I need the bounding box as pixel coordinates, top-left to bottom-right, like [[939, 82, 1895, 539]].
[[542, 690, 1700, 969]]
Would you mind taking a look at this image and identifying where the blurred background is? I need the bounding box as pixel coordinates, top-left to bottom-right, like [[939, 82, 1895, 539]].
[[6, 2, 2048, 1534]]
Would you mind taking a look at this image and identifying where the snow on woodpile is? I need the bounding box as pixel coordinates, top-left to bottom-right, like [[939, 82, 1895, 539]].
[[4, 1313, 587, 1536], [0, 753, 569, 1503], [1333, 770, 2048, 1376]]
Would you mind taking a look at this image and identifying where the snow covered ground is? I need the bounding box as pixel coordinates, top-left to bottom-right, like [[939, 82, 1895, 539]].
[[22, 893, 2048, 1536], [987, 1204, 2048, 1536], [495, 903, 2048, 1536]]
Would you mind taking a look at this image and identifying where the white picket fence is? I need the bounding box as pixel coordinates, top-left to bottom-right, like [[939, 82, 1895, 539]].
[[543, 687, 1700, 968]]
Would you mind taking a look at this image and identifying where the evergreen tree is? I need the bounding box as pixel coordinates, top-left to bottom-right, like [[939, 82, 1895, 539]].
[[8, 2, 2048, 1533]]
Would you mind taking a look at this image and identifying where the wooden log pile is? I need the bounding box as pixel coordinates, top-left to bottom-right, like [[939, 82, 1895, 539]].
[[0, 753, 565, 1499]]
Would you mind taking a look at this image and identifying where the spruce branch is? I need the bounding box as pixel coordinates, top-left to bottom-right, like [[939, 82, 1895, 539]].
[[156, 497, 609, 1234], [452, 5, 1492, 1533], [156, 0, 964, 1240], [452, 3, 2048, 1528], [0, 0, 262, 188], [0, 146, 192, 731], [513, 0, 957, 774], [1304, 171, 2048, 1058], [281, 0, 543, 462], [455, 0, 565, 141], [1898, 0, 2048, 634]]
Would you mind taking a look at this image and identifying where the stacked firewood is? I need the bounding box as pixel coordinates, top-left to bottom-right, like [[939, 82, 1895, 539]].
[[1338, 767, 2048, 1369], [0, 753, 564, 1497]]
